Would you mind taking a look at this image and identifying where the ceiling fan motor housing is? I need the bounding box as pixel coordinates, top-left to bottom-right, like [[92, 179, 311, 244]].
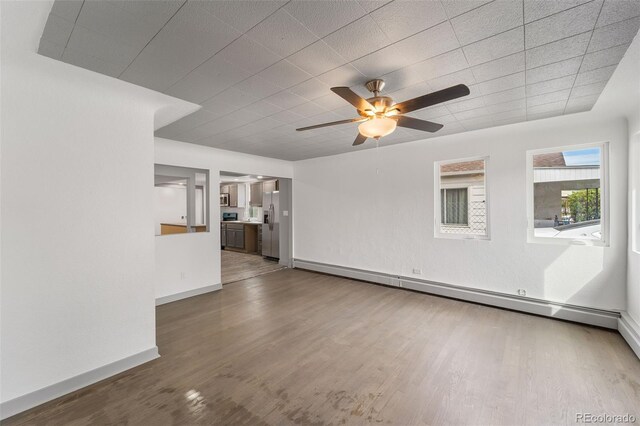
[[360, 96, 394, 117], [362, 79, 394, 116]]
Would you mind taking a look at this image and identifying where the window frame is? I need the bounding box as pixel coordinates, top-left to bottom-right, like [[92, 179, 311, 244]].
[[526, 142, 609, 247], [434, 156, 490, 241]]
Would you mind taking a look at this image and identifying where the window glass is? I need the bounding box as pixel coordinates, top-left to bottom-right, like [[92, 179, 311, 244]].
[[531, 146, 604, 242], [436, 158, 488, 238], [441, 188, 468, 225]]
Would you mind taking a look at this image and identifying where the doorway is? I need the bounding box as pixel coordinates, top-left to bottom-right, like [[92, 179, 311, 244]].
[[219, 172, 292, 284]]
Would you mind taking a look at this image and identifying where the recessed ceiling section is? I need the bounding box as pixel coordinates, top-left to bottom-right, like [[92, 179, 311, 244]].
[[219, 172, 276, 184], [38, 0, 640, 161]]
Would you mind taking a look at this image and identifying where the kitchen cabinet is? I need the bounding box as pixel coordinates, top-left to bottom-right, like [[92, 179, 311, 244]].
[[228, 184, 238, 207], [257, 224, 262, 253], [226, 224, 245, 249], [263, 180, 279, 193], [220, 183, 246, 208], [221, 222, 260, 253], [250, 182, 263, 206], [237, 184, 246, 208]]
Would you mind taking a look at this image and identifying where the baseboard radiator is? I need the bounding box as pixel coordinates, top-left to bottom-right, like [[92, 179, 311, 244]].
[[292, 259, 620, 330]]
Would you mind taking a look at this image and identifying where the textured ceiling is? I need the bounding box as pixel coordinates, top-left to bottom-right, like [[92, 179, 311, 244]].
[[39, 0, 640, 161]]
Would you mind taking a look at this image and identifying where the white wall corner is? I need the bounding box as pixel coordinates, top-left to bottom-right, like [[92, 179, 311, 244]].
[[0, 347, 159, 421], [618, 312, 640, 360]]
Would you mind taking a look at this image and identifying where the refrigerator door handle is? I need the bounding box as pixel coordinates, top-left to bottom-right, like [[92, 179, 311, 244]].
[[269, 204, 274, 230]]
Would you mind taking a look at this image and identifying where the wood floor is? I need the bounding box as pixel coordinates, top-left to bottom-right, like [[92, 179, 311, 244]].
[[5, 269, 640, 425], [221, 249, 285, 284]]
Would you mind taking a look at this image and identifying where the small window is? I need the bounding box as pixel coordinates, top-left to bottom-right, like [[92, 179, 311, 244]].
[[435, 157, 489, 239], [527, 143, 608, 245], [441, 188, 468, 225]]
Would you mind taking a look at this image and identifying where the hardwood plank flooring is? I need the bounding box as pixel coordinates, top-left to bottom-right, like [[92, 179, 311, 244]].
[[221, 249, 285, 284], [5, 269, 640, 425]]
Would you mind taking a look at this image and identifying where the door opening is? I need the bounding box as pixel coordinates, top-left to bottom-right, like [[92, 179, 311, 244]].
[[219, 171, 292, 284]]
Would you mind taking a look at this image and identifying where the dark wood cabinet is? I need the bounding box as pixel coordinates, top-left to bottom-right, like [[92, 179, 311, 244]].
[[225, 224, 245, 249], [263, 180, 278, 193]]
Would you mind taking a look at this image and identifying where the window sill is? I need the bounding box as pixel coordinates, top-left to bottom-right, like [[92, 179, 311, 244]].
[[527, 235, 608, 247], [435, 232, 490, 241]]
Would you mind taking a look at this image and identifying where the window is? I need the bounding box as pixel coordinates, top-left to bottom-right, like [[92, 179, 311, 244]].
[[441, 188, 468, 225], [154, 164, 209, 236], [435, 157, 489, 239], [527, 143, 608, 245]]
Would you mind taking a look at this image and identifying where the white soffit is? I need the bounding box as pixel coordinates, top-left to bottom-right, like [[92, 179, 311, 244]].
[[37, 0, 640, 160], [3, 0, 200, 131]]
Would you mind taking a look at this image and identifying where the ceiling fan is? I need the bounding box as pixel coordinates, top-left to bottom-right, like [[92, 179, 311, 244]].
[[296, 79, 470, 146]]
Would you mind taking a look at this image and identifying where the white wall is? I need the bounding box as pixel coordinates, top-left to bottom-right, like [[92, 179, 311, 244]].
[[154, 138, 293, 300], [591, 28, 640, 327], [0, 1, 197, 414], [618, 37, 640, 326], [0, 52, 159, 404], [294, 113, 628, 311], [629, 129, 640, 325], [154, 186, 187, 235]]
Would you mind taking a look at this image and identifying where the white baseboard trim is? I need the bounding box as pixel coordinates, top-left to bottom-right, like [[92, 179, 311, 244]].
[[0, 346, 159, 420], [155, 283, 222, 306], [618, 312, 640, 360], [293, 259, 620, 330]]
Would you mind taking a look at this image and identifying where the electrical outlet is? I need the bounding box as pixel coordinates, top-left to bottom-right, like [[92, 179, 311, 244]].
[[180, 272, 186, 280], [412, 268, 422, 275], [517, 289, 526, 296]]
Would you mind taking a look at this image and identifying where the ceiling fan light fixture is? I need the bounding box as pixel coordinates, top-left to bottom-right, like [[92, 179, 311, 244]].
[[358, 116, 397, 139], [297, 80, 470, 147]]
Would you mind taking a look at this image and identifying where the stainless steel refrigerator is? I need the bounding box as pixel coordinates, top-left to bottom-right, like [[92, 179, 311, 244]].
[[262, 190, 280, 259]]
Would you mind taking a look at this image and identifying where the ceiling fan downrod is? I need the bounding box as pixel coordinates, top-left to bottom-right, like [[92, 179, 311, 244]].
[[365, 79, 385, 97]]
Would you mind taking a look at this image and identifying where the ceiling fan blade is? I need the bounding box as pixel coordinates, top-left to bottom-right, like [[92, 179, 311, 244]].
[[353, 133, 367, 146], [393, 84, 470, 114], [296, 117, 366, 132], [331, 87, 376, 112], [395, 115, 444, 133]]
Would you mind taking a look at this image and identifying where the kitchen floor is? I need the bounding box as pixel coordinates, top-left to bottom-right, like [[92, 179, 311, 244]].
[[221, 250, 285, 284]]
